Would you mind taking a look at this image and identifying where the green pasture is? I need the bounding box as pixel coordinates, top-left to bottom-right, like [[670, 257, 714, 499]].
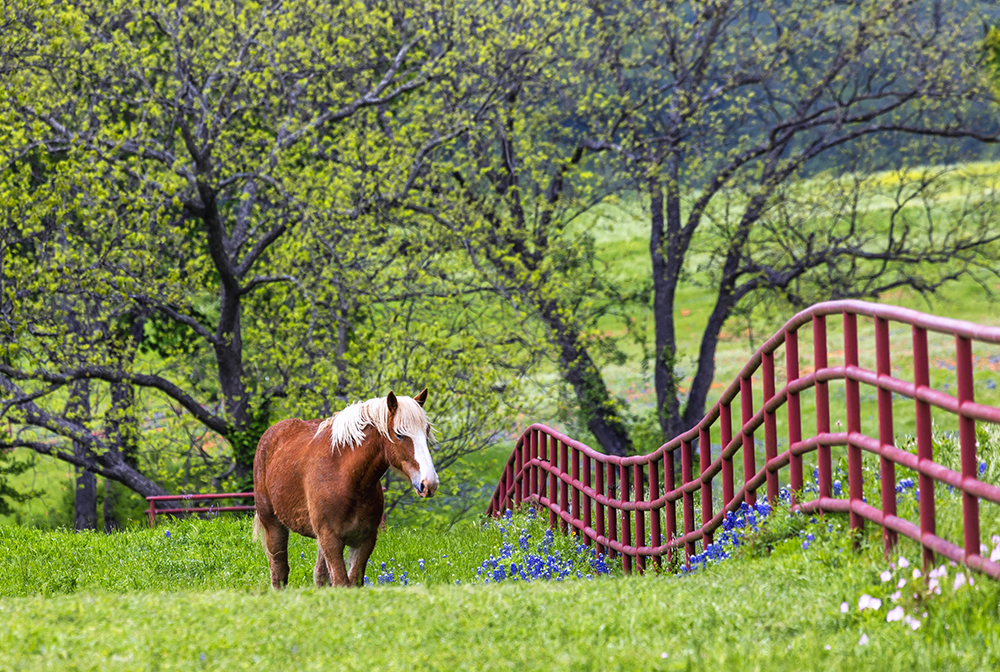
[[4, 163, 1000, 528], [1, 507, 999, 671]]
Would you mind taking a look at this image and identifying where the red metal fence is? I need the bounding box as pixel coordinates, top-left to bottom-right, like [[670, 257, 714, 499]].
[[486, 301, 1000, 579], [146, 492, 255, 527]]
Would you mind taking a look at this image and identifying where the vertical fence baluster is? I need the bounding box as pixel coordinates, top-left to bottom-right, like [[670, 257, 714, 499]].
[[505, 455, 514, 513], [844, 311, 864, 539], [596, 459, 606, 556], [559, 440, 569, 535], [814, 314, 832, 500], [786, 329, 803, 506], [607, 462, 617, 558], [514, 435, 524, 510], [681, 439, 695, 565], [664, 449, 676, 566], [549, 435, 558, 529], [571, 448, 581, 536], [649, 456, 662, 569], [875, 316, 898, 556], [621, 463, 632, 575], [699, 425, 713, 547], [722, 403, 734, 509], [583, 453, 592, 545], [956, 336, 981, 562], [529, 430, 538, 504], [634, 462, 646, 574], [763, 350, 779, 506], [913, 326, 936, 571], [740, 376, 757, 506]]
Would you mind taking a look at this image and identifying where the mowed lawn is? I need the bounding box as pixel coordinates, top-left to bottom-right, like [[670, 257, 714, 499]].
[[1, 516, 999, 671]]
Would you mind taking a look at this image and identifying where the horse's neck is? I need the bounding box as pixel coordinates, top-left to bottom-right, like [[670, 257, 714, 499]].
[[345, 434, 390, 489]]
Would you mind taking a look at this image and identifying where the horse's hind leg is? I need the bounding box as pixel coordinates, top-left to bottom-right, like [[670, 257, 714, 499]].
[[314, 544, 331, 586], [347, 533, 377, 587], [263, 522, 290, 589]]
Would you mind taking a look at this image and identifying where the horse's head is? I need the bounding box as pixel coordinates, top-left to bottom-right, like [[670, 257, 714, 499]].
[[385, 389, 438, 498]]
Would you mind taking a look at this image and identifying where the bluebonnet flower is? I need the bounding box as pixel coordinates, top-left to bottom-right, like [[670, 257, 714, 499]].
[[418, 558, 425, 571], [164, 530, 171, 538]]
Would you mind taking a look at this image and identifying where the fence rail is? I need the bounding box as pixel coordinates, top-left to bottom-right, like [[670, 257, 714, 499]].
[[486, 300, 1000, 579], [146, 492, 255, 527]]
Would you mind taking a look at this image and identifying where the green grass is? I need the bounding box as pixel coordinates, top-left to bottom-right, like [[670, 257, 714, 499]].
[[1, 511, 999, 671]]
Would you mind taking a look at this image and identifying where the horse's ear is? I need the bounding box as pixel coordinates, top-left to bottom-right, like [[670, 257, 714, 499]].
[[386, 390, 398, 414], [414, 388, 428, 407]]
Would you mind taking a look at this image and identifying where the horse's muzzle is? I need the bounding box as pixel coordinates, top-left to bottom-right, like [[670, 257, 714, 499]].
[[413, 477, 438, 498]]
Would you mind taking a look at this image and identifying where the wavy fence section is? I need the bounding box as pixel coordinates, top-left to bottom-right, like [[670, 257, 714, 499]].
[[486, 301, 1000, 578]]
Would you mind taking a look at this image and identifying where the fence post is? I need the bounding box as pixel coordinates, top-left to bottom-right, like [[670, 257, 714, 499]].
[[607, 462, 617, 558], [634, 462, 645, 574], [913, 326, 936, 571], [571, 447, 581, 534], [664, 449, 677, 566], [582, 452, 592, 545], [844, 310, 864, 540], [514, 436, 524, 510], [740, 376, 757, 506], [814, 313, 832, 500], [786, 328, 803, 506], [529, 429, 538, 503], [549, 435, 558, 529], [699, 425, 713, 548], [721, 403, 734, 509], [681, 438, 695, 566], [596, 458, 606, 556], [559, 440, 569, 535], [620, 463, 632, 575], [763, 350, 779, 506], [650, 456, 662, 569], [875, 316, 898, 555], [956, 335, 981, 563]]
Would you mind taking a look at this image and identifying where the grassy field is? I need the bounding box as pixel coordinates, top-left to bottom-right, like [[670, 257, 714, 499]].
[[1, 507, 999, 671]]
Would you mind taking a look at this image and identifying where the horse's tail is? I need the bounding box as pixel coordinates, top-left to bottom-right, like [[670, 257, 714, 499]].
[[252, 512, 264, 546]]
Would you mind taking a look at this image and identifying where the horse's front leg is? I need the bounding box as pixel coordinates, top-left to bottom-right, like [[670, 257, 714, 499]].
[[347, 533, 378, 587], [314, 544, 331, 586], [316, 531, 349, 586]]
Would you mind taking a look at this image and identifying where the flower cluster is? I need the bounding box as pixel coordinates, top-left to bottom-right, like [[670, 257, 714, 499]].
[[682, 500, 773, 572], [476, 509, 612, 584], [846, 545, 996, 645]]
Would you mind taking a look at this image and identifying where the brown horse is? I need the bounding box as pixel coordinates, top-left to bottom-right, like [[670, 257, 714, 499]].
[[252, 389, 438, 588]]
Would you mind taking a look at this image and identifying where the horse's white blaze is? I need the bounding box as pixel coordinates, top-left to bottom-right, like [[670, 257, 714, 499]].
[[410, 430, 438, 487]]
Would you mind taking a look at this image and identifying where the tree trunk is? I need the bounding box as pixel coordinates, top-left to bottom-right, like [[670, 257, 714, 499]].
[[66, 379, 97, 531], [74, 464, 97, 531], [538, 300, 632, 457]]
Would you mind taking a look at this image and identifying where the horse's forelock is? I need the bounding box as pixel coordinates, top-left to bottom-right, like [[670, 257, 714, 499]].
[[320, 395, 431, 453]]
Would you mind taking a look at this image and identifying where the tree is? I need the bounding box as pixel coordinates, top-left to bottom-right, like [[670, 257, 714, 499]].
[[0, 0, 515, 506]]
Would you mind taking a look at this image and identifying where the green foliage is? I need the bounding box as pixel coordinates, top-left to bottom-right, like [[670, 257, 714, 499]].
[[0, 449, 37, 517]]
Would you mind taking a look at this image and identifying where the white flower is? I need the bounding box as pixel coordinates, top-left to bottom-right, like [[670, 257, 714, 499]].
[[841, 602, 849, 614], [970, 578, 975, 586], [869, 598, 882, 610], [886, 606, 905, 622], [930, 565, 947, 579], [824, 645, 832, 651], [912, 568, 922, 579], [858, 633, 869, 646], [858, 594, 871, 611], [928, 578, 939, 592], [954, 573, 967, 590], [992, 534, 1000, 546], [910, 619, 921, 630], [898, 556, 910, 568], [897, 578, 907, 589], [991, 547, 1000, 563], [661, 653, 668, 659], [890, 591, 901, 601], [880, 570, 892, 582]]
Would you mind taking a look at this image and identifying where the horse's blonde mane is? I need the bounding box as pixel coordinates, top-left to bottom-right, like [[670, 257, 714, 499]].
[[315, 395, 431, 452]]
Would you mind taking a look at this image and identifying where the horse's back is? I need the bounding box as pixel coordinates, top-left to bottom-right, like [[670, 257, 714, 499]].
[[253, 418, 325, 528]]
